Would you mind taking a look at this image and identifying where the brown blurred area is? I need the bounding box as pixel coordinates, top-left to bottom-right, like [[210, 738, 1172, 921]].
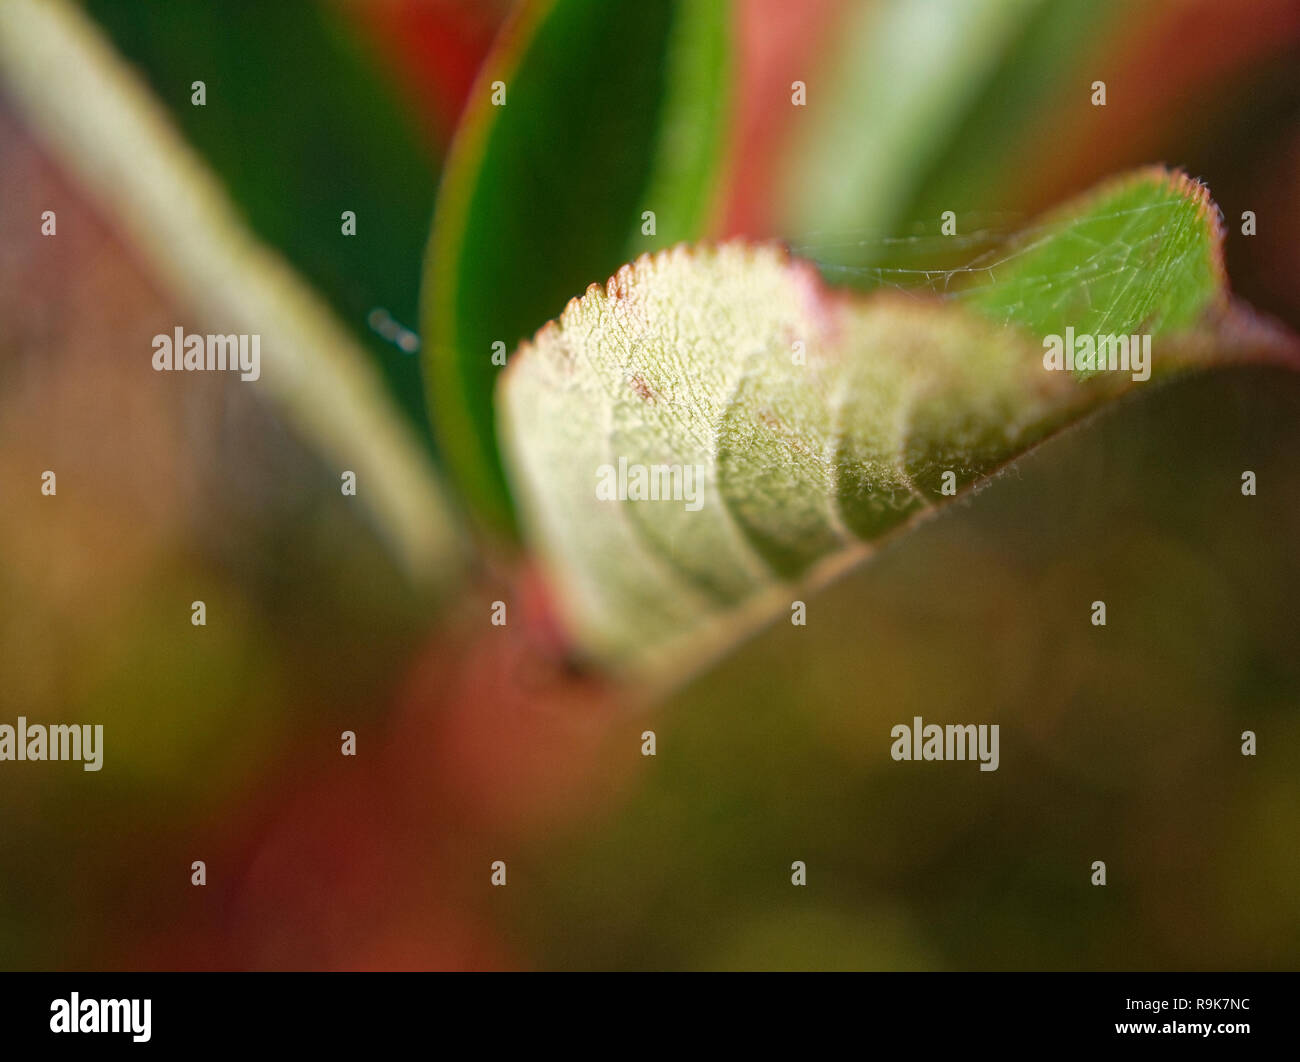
[[0, 95, 440, 966]]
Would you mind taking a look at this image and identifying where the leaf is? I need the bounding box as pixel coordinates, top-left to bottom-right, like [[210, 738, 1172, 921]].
[[424, 0, 733, 532], [80, 0, 445, 444], [498, 169, 1296, 671], [0, 0, 466, 585], [959, 168, 1228, 345]]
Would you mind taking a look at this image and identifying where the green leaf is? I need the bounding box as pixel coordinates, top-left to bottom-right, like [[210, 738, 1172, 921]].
[[80, 0, 443, 443], [498, 169, 1294, 670], [960, 168, 1228, 348], [424, 0, 732, 532]]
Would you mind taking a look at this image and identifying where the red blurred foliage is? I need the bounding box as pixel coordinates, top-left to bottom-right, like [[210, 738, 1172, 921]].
[[133, 563, 635, 970], [1015, 0, 1300, 213], [388, 564, 629, 838], [343, 0, 512, 146], [718, 0, 850, 238]]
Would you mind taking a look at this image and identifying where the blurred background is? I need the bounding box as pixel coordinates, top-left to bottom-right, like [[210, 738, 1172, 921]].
[[0, 0, 1297, 969]]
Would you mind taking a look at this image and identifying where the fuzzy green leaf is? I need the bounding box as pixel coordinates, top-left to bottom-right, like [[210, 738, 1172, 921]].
[[498, 169, 1291, 671], [960, 168, 1228, 346]]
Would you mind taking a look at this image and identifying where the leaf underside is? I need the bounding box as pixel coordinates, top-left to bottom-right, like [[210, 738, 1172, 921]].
[[498, 169, 1293, 671]]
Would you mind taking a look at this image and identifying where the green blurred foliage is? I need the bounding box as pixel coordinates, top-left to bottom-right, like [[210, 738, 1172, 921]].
[[424, 0, 732, 531], [82, 0, 442, 441], [778, 0, 1300, 341]]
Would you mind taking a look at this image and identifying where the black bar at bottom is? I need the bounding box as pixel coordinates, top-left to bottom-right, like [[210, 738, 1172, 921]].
[[0, 972, 1285, 1050]]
